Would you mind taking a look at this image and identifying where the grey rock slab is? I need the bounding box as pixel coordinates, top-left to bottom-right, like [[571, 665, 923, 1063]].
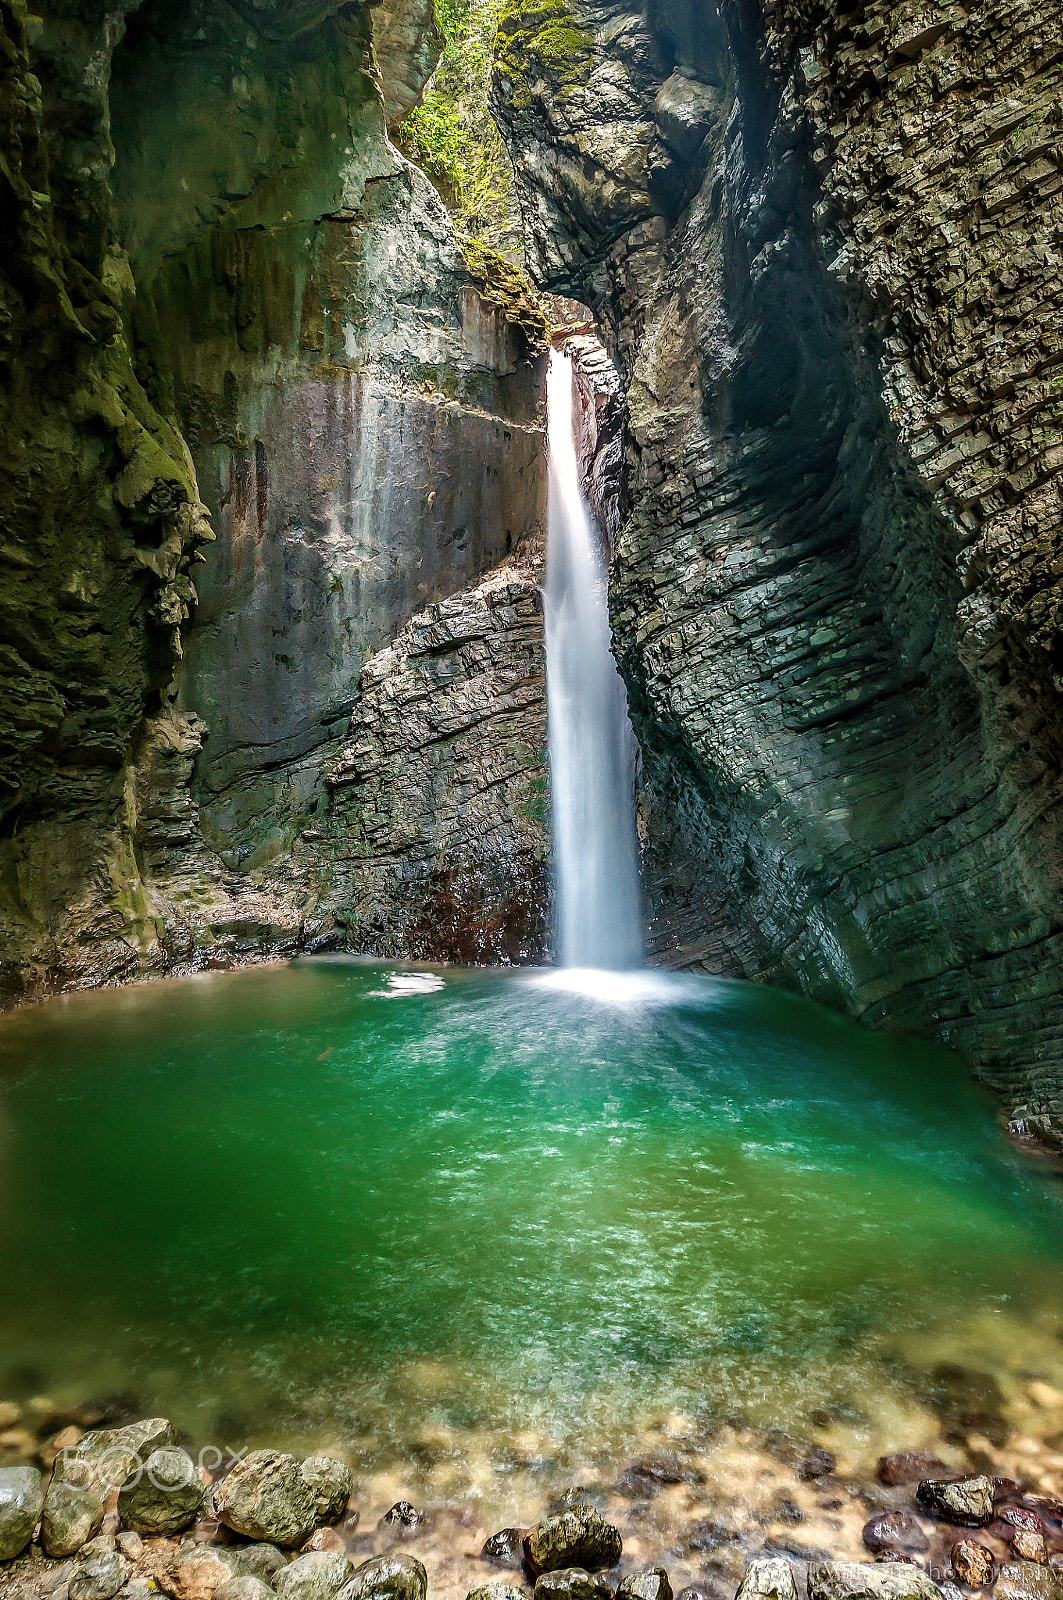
[[807, 1563, 945, 1600], [118, 1448, 204, 1537], [916, 1478, 993, 1527], [300, 1461, 353, 1527], [69, 1553, 126, 1600], [338, 1557, 428, 1600], [995, 1564, 1063, 1600], [41, 1481, 108, 1558], [735, 1560, 799, 1600], [525, 1508, 623, 1574], [0, 1466, 44, 1562], [215, 1453, 316, 1548], [275, 1552, 354, 1600]]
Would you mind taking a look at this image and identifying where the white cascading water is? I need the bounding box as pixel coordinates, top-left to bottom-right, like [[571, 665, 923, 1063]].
[[544, 348, 643, 971]]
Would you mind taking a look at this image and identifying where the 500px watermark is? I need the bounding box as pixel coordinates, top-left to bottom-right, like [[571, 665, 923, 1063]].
[[58, 1444, 248, 1494]]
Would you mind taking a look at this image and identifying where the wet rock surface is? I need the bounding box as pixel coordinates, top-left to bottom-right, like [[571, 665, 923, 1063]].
[[525, 1509, 624, 1574], [0, 1469, 43, 1563], [117, 1448, 204, 1536], [916, 1479, 995, 1528]]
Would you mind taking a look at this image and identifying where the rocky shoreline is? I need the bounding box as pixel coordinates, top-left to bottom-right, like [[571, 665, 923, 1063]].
[[2, 1415, 1062, 1600]]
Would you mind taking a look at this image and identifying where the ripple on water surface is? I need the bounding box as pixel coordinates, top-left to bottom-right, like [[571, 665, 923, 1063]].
[[0, 957, 1061, 1498]]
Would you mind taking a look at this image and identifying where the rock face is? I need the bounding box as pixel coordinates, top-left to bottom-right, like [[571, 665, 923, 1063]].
[[492, 0, 1063, 1100], [0, 0, 550, 1003]]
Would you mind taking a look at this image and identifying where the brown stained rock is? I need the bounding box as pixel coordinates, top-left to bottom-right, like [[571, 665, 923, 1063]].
[[877, 1455, 950, 1488], [862, 1515, 929, 1555], [1013, 1532, 1050, 1566], [950, 1542, 994, 1587]]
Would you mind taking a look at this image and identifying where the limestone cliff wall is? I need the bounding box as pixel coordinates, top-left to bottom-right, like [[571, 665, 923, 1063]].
[[0, 0, 550, 1001], [492, 0, 1063, 1103]]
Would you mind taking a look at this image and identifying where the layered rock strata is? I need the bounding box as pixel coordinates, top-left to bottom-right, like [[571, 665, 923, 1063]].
[[492, 0, 1063, 1099]]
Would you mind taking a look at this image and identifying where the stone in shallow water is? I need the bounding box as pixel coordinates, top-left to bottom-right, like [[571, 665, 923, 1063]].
[[862, 1515, 929, 1555], [807, 1562, 944, 1600], [481, 1529, 529, 1568], [41, 1480, 107, 1557], [467, 1585, 529, 1600], [118, 1448, 204, 1536], [304, 1530, 349, 1556], [734, 1560, 798, 1600], [379, 1504, 424, 1537], [534, 1572, 610, 1600], [525, 1509, 623, 1574], [999, 1508, 1045, 1534], [951, 1542, 994, 1587], [69, 1551, 126, 1600], [916, 1478, 994, 1527], [995, 1564, 1063, 1600], [1013, 1532, 1049, 1565], [215, 1452, 317, 1548], [617, 1570, 671, 1600], [275, 1552, 355, 1600], [797, 1449, 837, 1482], [338, 1556, 428, 1600], [300, 1460, 353, 1526], [877, 1455, 950, 1487], [615, 1458, 703, 1497], [0, 1466, 44, 1561]]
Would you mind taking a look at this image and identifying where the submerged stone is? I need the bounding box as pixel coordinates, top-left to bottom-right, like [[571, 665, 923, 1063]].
[[994, 1563, 1063, 1600], [525, 1508, 622, 1574], [951, 1543, 994, 1588], [0, 1466, 44, 1562], [481, 1530, 529, 1568], [877, 1455, 950, 1488], [862, 1515, 929, 1555]]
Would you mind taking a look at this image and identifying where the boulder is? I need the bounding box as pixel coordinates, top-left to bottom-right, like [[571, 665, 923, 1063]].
[[806, 1563, 944, 1600], [995, 1564, 1063, 1600], [615, 1459, 702, 1498], [877, 1455, 950, 1487], [55, 1421, 179, 1496], [862, 1516, 929, 1555], [0, 1466, 44, 1562], [239, 1546, 288, 1584], [735, 1560, 798, 1600], [118, 1448, 204, 1536], [41, 1479, 107, 1557], [467, 1586, 528, 1600], [300, 1460, 353, 1526], [338, 1556, 428, 1600], [215, 1452, 317, 1548], [525, 1509, 622, 1574], [534, 1574, 604, 1600], [1013, 1533, 1049, 1565], [482, 1531, 529, 1569], [156, 1543, 250, 1600], [916, 1478, 994, 1527], [379, 1504, 424, 1536], [216, 1581, 279, 1600], [617, 1571, 671, 1600], [951, 1543, 994, 1587], [275, 1552, 354, 1600], [69, 1551, 126, 1600]]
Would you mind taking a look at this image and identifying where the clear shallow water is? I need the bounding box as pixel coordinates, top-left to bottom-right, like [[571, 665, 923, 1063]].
[[0, 959, 1061, 1473]]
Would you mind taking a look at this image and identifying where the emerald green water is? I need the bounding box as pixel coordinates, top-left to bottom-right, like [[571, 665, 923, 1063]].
[[0, 959, 1061, 1471]]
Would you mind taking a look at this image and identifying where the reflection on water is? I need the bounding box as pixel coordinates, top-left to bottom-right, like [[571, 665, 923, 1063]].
[[0, 956, 1061, 1542]]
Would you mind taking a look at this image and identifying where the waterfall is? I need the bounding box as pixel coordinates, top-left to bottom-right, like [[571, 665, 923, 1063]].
[[544, 348, 642, 971]]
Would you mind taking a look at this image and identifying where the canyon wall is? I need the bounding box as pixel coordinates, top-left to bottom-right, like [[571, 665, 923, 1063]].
[[492, 0, 1063, 1105], [0, 0, 550, 999]]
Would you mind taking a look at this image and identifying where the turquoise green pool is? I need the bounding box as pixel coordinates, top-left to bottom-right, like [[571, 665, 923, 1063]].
[[0, 959, 1061, 1480]]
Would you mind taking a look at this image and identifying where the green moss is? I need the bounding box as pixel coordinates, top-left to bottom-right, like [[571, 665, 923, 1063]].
[[492, 0, 592, 109], [456, 233, 553, 348]]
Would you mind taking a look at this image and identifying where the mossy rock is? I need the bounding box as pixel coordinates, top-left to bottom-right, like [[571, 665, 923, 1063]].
[[492, 0, 592, 109]]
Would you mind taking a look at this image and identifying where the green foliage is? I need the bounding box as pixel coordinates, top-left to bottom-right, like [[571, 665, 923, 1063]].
[[492, 0, 592, 109], [398, 0, 513, 244]]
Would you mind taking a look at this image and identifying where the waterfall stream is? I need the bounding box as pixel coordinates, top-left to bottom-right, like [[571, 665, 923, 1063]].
[[544, 349, 642, 970]]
